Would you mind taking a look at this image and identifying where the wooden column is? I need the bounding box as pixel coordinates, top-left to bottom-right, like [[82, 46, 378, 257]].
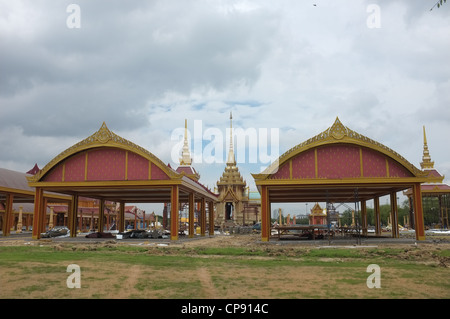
[[390, 193, 399, 238], [374, 196, 381, 236], [361, 200, 367, 236], [261, 186, 270, 242], [208, 201, 214, 236], [98, 199, 105, 232], [200, 198, 206, 237], [413, 183, 426, 240], [188, 192, 195, 238], [119, 202, 125, 233], [2, 193, 14, 236], [69, 195, 79, 237], [170, 185, 179, 240], [32, 188, 44, 239]]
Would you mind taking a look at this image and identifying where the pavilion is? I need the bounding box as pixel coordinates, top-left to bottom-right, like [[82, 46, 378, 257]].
[[252, 117, 435, 241], [27, 122, 218, 240], [0, 167, 70, 236]]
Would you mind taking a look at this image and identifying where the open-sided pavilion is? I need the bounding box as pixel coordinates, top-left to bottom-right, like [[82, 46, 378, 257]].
[[252, 118, 435, 242], [0, 167, 70, 236], [27, 123, 217, 240]]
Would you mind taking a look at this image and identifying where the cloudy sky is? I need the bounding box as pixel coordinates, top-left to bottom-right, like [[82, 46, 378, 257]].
[[1, 1, 449, 207]]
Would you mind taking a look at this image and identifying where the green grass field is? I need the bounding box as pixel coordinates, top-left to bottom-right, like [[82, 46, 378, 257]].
[[0, 240, 449, 299]]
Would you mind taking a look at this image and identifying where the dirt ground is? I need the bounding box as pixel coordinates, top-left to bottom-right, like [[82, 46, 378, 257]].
[[1, 233, 449, 299]]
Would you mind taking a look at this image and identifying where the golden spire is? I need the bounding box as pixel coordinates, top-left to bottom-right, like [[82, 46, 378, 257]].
[[180, 119, 192, 165], [420, 125, 434, 170], [226, 111, 236, 166]]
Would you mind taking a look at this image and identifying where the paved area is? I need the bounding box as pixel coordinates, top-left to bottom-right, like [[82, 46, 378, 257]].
[[0, 230, 447, 246]]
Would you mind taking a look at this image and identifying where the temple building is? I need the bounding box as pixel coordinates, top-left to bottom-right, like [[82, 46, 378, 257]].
[[215, 113, 260, 226], [309, 203, 327, 225]]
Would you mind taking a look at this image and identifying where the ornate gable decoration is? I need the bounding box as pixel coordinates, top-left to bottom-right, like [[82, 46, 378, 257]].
[[28, 122, 180, 182], [253, 117, 425, 179], [328, 117, 348, 140]]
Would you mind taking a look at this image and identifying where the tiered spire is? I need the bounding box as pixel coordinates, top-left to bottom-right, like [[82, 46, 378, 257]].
[[177, 119, 200, 181], [420, 125, 434, 170], [218, 112, 245, 187], [180, 119, 192, 166]]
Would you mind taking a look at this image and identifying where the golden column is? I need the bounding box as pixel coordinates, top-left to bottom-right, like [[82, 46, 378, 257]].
[[49, 206, 54, 230], [16, 206, 23, 234]]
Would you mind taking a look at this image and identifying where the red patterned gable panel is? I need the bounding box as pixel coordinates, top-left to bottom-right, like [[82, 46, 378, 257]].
[[64, 152, 86, 182], [362, 147, 387, 178], [269, 161, 290, 179], [127, 152, 149, 180], [388, 158, 413, 178], [317, 144, 360, 179], [87, 148, 126, 181], [42, 163, 64, 182], [292, 149, 315, 178], [151, 163, 169, 180]]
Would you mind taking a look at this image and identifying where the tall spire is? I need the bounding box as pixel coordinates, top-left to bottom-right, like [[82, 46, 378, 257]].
[[227, 111, 236, 165], [420, 125, 434, 170], [180, 119, 192, 165]]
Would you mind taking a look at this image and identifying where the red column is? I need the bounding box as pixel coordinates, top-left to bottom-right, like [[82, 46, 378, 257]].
[[32, 188, 44, 239], [261, 186, 270, 242], [119, 202, 125, 233], [361, 200, 367, 236], [170, 185, 179, 240], [2, 193, 14, 236], [208, 201, 214, 236], [413, 183, 426, 240], [69, 195, 79, 237], [200, 198, 206, 237], [188, 192, 195, 238], [390, 193, 399, 238], [374, 197, 381, 236]]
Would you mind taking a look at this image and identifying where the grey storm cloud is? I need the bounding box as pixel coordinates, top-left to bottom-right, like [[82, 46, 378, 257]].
[[0, 0, 278, 137], [0, 0, 449, 188]]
